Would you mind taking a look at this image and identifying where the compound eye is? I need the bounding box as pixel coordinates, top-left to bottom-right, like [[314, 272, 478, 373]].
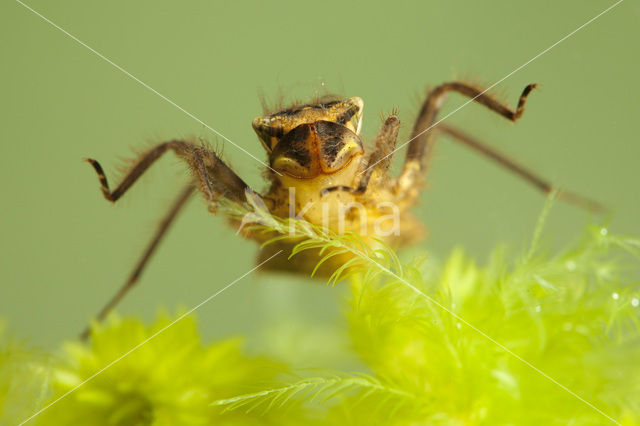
[[252, 116, 283, 153], [336, 97, 364, 135], [315, 121, 364, 173]]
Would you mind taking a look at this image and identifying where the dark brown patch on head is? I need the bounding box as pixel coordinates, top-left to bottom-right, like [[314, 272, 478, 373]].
[[269, 124, 315, 178], [273, 125, 312, 167], [315, 121, 349, 165], [269, 121, 364, 178], [336, 104, 359, 127], [315, 121, 364, 173]]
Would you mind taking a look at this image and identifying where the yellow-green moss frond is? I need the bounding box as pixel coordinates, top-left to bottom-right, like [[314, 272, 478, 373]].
[[0, 324, 52, 425], [36, 314, 291, 426], [221, 197, 640, 424], [212, 373, 413, 416], [6, 195, 640, 425]]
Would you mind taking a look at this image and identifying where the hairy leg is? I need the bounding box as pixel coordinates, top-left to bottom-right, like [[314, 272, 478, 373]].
[[86, 140, 250, 206], [82, 140, 252, 338], [396, 82, 536, 198]]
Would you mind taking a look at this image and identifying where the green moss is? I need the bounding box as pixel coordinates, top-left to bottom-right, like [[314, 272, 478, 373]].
[[0, 324, 52, 425], [36, 314, 300, 425], [4, 197, 640, 425], [215, 198, 640, 424]]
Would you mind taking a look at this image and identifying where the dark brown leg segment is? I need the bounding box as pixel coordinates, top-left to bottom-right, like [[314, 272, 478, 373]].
[[85, 140, 250, 205], [397, 82, 537, 193], [81, 140, 253, 338], [436, 124, 605, 212], [80, 184, 195, 339]]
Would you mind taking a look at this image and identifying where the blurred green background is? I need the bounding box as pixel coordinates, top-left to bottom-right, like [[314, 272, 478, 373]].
[[1, 0, 638, 350]]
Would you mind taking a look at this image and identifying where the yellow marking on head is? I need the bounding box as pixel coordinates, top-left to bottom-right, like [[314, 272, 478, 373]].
[[252, 97, 364, 152]]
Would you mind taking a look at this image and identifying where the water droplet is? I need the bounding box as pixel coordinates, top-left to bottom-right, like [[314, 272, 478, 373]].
[[534, 305, 541, 313], [600, 228, 608, 236], [612, 292, 620, 300], [456, 322, 462, 330], [566, 261, 576, 271], [632, 298, 639, 307]]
